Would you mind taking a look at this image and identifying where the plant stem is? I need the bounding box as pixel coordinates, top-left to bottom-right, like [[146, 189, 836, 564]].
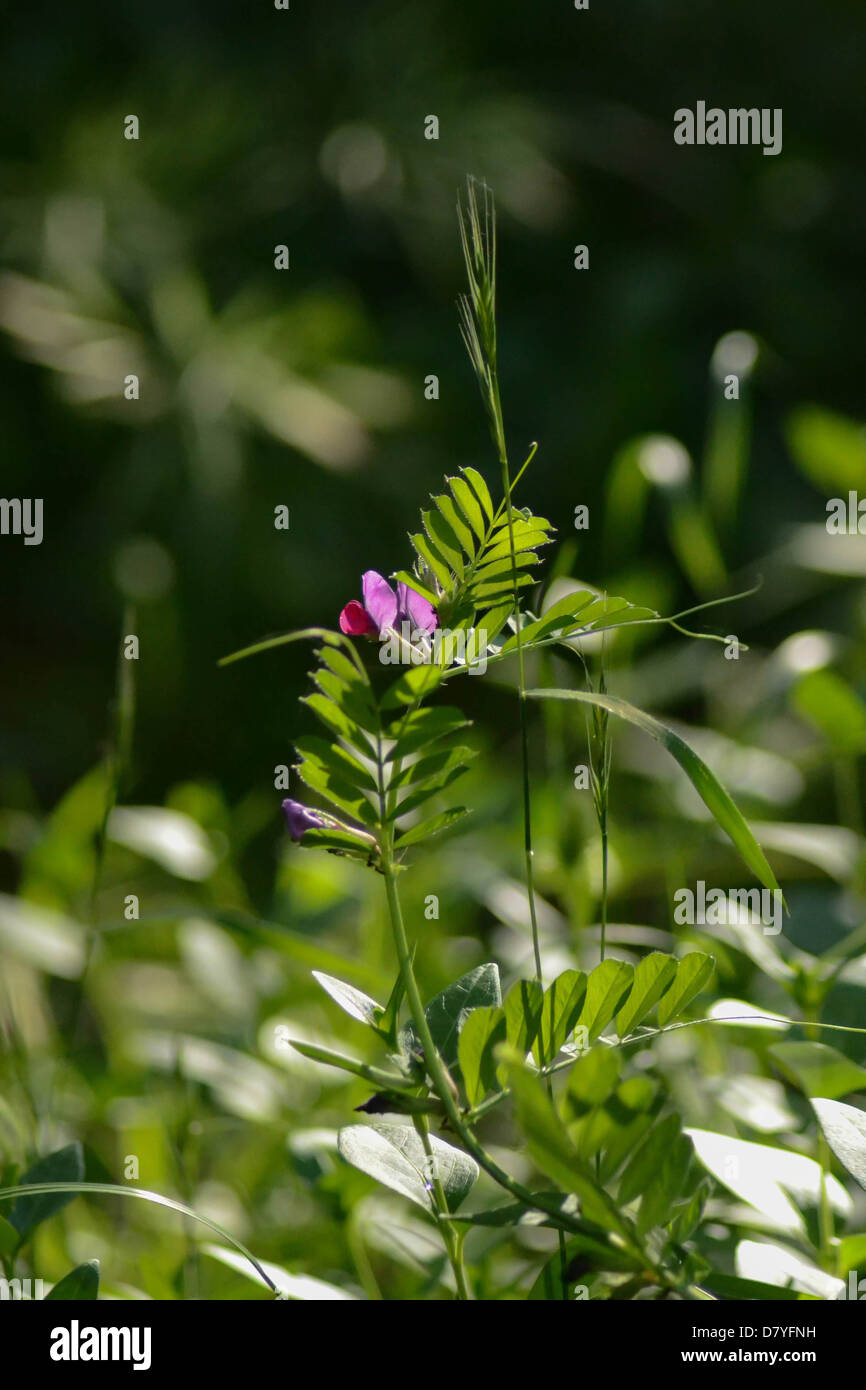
[[412, 1113, 473, 1300], [379, 851, 650, 1267], [599, 822, 608, 962]]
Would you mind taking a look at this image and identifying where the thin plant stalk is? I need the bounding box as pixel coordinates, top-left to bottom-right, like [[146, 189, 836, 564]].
[[458, 178, 566, 1289]]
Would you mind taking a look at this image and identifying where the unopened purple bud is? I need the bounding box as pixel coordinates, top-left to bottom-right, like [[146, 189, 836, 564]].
[[282, 799, 327, 841]]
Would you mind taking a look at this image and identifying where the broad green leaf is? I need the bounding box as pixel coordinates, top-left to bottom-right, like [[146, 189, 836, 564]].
[[45, 1260, 100, 1301], [312, 971, 383, 1028], [770, 1042, 866, 1101], [420, 963, 501, 1068], [503, 978, 544, 1055], [576, 959, 634, 1042], [9, 1143, 85, 1239], [535, 969, 587, 1063], [527, 689, 782, 897], [736, 1239, 844, 1300], [812, 1099, 866, 1189], [616, 952, 677, 1038], [458, 1005, 507, 1106], [337, 1123, 478, 1211], [657, 953, 715, 1027], [686, 1128, 851, 1234]]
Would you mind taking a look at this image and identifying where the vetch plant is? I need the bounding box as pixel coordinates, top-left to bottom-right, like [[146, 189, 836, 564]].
[[218, 180, 866, 1302]]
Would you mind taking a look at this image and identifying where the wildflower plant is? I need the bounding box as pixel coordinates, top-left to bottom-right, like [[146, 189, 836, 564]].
[[218, 181, 864, 1302]]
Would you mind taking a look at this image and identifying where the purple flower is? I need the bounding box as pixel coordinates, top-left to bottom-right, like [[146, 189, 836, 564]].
[[339, 570, 437, 638], [282, 798, 327, 841]]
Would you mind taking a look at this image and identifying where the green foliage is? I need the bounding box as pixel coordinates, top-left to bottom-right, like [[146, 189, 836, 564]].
[[8, 1145, 85, 1242], [45, 1260, 100, 1301], [4, 131, 865, 1305]]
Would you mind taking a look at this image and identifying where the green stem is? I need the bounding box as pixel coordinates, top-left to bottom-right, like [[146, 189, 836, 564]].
[[599, 821, 609, 962], [379, 851, 649, 1261], [412, 1113, 472, 1300], [493, 400, 568, 1295]]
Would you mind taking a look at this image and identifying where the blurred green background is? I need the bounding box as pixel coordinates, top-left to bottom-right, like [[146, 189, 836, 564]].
[[1, 0, 866, 1298]]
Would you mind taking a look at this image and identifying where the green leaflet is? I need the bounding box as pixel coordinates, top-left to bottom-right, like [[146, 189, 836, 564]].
[[503, 978, 544, 1055], [498, 591, 657, 656], [458, 1005, 507, 1106], [656, 953, 715, 1027], [407, 469, 554, 631], [616, 952, 677, 1038], [505, 1059, 638, 1246], [812, 1099, 866, 1188], [527, 688, 782, 898], [311, 971, 384, 1027], [576, 959, 634, 1043], [288, 639, 474, 852], [394, 807, 469, 849], [8, 1143, 85, 1240], [569, 1077, 660, 1181], [534, 969, 587, 1063], [45, 1260, 100, 1301], [402, 963, 501, 1069]]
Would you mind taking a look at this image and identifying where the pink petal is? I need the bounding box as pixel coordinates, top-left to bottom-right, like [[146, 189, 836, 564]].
[[339, 600, 377, 636], [397, 581, 438, 633], [361, 570, 398, 635]]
